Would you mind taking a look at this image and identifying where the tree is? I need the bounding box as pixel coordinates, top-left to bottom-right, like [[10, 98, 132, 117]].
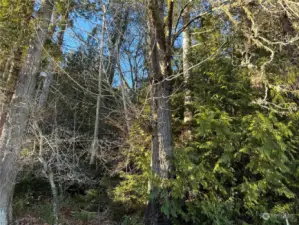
[[0, 0, 34, 137], [0, 0, 298, 224], [0, 0, 54, 223], [117, 1, 299, 224], [90, 3, 107, 165], [182, 0, 192, 140], [145, 0, 173, 223]]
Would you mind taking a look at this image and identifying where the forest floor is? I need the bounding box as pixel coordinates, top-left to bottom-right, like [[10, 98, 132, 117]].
[[13, 197, 116, 225]]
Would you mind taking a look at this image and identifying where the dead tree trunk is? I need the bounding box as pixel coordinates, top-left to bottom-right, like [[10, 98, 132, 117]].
[[0, 1, 54, 223], [90, 5, 107, 165], [34, 125, 59, 225], [36, 7, 69, 223]]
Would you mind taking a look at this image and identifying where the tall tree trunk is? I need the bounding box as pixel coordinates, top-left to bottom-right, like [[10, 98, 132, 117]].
[[156, 80, 172, 179], [0, 1, 54, 223], [149, 0, 174, 179], [117, 65, 130, 134], [147, 17, 161, 177], [106, 7, 129, 85], [145, 1, 174, 224], [108, 6, 130, 129], [182, 3, 192, 140], [144, 17, 161, 225], [90, 5, 106, 165], [0, 49, 20, 219]]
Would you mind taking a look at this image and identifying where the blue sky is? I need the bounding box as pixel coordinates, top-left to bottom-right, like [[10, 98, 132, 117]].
[[60, 3, 148, 88]]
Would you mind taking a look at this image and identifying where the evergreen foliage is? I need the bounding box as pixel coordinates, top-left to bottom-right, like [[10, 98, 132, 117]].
[[0, 0, 299, 224]]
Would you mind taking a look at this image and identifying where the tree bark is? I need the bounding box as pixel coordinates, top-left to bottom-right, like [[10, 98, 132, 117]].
[[48, 169, 58, 225], [157, 81, 172, 179], [147, 16, 161, 178], [118, 65, 131, 134], [182, 2, 192, 140], [144, 17, 161, 225], [145, 1, 174, 224], [38, 66, 53, 108], [106, 8, 129, 85], [0, 1, 54, 223], [0, 48, 22, 137], [90, 5, 106, 165], [148, 0, 174, 180]]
